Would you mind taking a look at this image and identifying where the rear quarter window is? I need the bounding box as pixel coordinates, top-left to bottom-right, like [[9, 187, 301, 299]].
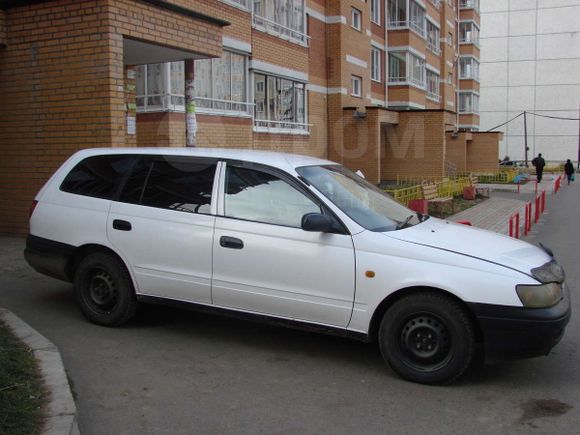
[[60, 155, 135, 199]]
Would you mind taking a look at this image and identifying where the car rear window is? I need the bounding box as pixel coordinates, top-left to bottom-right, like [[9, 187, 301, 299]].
[[60, 155, 135, 199]]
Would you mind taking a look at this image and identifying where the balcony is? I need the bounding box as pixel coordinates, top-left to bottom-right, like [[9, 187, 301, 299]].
[[252, 14, 310, 46], [388, 20, 426, 39]]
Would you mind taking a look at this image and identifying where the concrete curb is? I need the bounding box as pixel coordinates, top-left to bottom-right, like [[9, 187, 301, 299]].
[[0, 308, 80, 435]]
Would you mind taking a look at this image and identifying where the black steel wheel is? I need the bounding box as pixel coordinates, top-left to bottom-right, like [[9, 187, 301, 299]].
[[379, 292, 475, 384], [74, 252, 137, 326]]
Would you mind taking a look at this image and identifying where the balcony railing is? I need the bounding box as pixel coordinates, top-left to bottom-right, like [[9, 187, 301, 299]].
[[253, 118, 311, 133], [427, 91, 441, 102], [459, 0, 478, 10], [136, 93, 185, 112], [387, 20, 407, 30], [388, 76, 426, 88], [194, 97, 253, 116], [427, 41, 441, 55], [252, 14, 310, 46], [409, 20, 426, 38], [136, 95, 254, 116]]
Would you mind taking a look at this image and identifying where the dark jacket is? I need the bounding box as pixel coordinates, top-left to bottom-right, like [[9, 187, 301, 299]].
[[565, 162, 574, 175]]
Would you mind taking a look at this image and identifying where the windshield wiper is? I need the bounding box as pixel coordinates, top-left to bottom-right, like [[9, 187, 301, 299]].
[[396, 214, 415, 230]]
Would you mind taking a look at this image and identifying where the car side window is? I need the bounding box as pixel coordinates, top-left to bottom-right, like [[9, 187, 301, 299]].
[[119, 156, 216, 215], [60, 155, 135, 199], [224, 165, 320, 228]]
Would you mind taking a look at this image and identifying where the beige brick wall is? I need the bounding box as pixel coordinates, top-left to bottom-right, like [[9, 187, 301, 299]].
[[467, 132, 501, 171], [382, 111, 446, 181], [0, 0, 224, 235], [445, 132, 469, 171]]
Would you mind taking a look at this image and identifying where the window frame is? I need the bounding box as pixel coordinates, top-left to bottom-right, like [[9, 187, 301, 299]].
[[459, 56, 480, 81], [252, 72, 309, 133], [371, 48, 382, 83], [117, 155, 219, 216], [371, 0, 381, 25], [351, 7, 362, 31], [458, 91, 480, 114], [219, 161, 348, 233], [351, 75, 362, 97], [426, 70, 440, 101]]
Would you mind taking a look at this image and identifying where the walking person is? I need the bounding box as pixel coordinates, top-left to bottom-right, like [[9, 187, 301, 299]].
[[532, 153, 546, 182], [564, 159, 575, 185]]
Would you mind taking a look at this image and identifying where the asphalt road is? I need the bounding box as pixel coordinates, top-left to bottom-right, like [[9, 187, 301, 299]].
[[1, 182, 579, 434]]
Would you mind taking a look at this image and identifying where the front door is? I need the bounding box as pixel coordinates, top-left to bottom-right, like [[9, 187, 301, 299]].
[[211, 162, 356, 327]]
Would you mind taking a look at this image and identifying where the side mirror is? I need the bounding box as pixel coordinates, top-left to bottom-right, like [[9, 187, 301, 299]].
[[301, 213, 334, 233]]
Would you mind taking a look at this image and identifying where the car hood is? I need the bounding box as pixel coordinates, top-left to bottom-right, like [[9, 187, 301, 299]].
[[385, 218, 552, 276]]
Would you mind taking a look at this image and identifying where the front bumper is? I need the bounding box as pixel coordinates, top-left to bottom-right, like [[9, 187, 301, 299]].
[[467, 284, 571, 362]]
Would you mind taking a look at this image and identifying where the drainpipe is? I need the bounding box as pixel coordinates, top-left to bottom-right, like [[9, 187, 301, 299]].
[[185, 59, 197, 147], [384, 0, 388, 108]]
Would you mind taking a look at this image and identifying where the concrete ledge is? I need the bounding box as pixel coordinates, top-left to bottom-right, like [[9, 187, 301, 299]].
[[0, 308, 80, 435]]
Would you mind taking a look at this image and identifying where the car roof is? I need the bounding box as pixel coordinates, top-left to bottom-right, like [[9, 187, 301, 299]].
[[72, 147, 336, 172]]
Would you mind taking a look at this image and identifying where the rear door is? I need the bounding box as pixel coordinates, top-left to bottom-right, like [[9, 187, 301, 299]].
[[211, 162, 356, 327], [107, 155, 218, 304]]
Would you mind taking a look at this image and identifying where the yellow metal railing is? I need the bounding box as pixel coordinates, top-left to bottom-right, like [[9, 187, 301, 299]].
[[384, 185, 423, 206]]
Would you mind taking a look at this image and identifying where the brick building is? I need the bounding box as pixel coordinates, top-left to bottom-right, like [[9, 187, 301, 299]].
[[0, 0, 501, 235]]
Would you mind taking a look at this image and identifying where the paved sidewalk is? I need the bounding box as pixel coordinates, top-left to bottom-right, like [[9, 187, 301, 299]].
[[450, 197, 528, 235], [450, 174, 565, 235]]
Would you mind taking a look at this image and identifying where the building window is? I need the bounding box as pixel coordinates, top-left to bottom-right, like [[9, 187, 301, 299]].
[[459, 56, 480, 80], [459, 92, 479, 113], [409, 1, 426, 37], [448, 72, 453, 84], [351, 8, 362, 31], [253, 73, 307, 132], [426, 70, 440, 101], [371, 48, 381, 82], [459, 21, 479, 45], [351, 75, 362, 97], [193, 50, 251, 115], [388, 0, 426, 37], [426, 20, 440, 55], [459, 0, 479, 13], [447, 32, 453, 46], [388, 51, 425, 88], [371, 0, 380, 24], [221, 0, 251, 9], [388, 0, 407, 27], [252, 0, 308, 45], [136, 62, 185, 112]]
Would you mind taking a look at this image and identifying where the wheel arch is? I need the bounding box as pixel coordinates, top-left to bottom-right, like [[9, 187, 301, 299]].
[[367, 286, 483, 344], [66, 243, 130, 282]]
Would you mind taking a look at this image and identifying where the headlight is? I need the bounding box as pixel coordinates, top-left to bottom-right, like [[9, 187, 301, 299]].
[[516, 283, 563, 308]]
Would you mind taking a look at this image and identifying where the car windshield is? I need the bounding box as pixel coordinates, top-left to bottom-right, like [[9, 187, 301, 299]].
[[296, 165, 425, 232]]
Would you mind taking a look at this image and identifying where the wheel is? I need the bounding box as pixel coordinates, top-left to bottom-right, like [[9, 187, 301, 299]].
[[73, 252, 138, 326], [378, 292, 475, 385]]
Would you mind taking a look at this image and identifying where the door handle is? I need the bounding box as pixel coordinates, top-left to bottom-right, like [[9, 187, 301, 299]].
[[220, 236, 244, 250], [113, 219, 132, 231]]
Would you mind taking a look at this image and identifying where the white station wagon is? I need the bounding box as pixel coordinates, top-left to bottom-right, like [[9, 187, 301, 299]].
[[25, 148, 570, 384]]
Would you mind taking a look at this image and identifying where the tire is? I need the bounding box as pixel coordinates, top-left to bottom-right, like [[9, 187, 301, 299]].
[[73, 252, 138, 327], [378, 292, 475, 385]]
